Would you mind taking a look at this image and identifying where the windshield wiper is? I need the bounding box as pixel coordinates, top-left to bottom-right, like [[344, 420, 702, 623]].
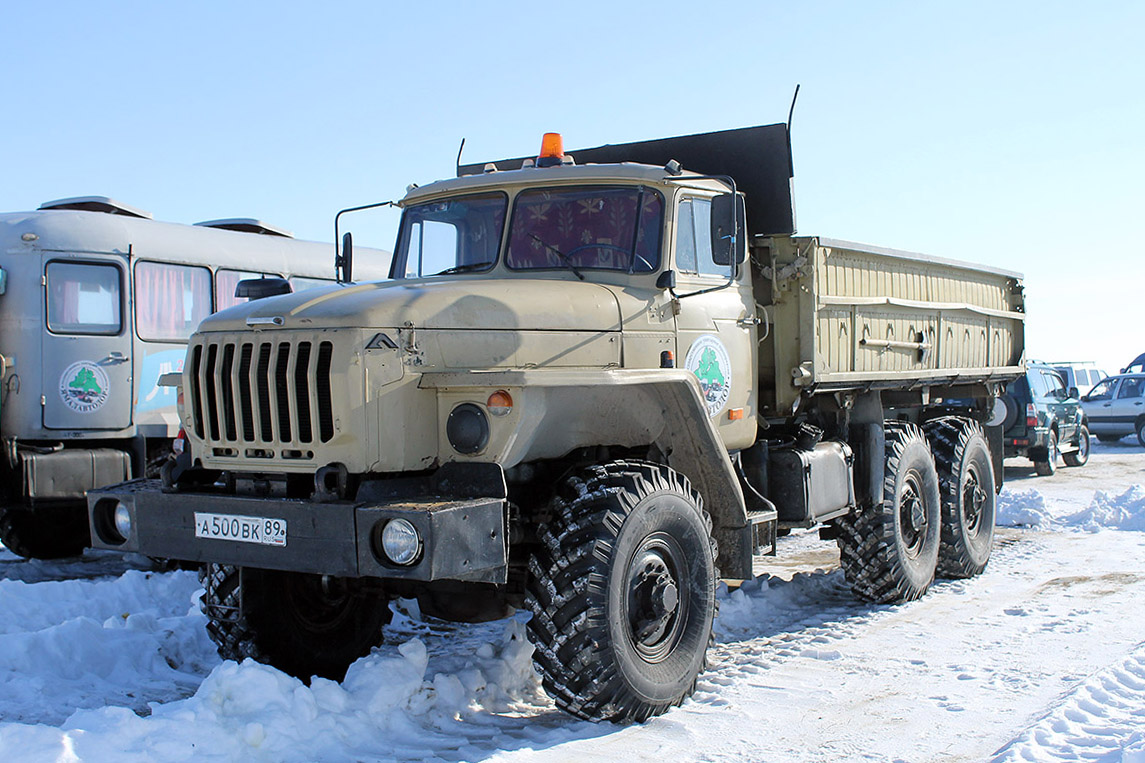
[[434, 261, 494, 276], [527, 234, 585, 281]]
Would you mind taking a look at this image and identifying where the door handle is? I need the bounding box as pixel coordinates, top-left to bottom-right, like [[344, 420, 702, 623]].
[[103, 352, 129, 364]]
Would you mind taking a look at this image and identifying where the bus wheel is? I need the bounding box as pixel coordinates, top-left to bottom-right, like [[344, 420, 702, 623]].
[[0, 505, 90, 559]]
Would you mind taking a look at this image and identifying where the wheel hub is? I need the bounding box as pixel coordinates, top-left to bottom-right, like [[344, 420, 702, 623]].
[[900, 473, 928, 555], [628, 549, 682, 652]]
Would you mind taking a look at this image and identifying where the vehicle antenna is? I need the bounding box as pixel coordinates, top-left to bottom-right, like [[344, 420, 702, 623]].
[[456, 138, 466, 175]]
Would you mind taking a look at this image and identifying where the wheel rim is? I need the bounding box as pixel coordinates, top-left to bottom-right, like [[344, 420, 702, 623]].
[[1078, 432, 1090, 459], [961, 465, 987, 535], [899, 469, 929, 557], [284, 573, 358, 634], [626, 532, 688, 663]]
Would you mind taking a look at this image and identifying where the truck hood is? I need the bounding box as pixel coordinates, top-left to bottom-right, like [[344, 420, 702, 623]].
[[197, 278, 623, 333]]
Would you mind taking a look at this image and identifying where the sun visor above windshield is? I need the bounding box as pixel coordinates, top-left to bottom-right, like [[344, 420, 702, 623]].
[[459, 124, 796, 237]]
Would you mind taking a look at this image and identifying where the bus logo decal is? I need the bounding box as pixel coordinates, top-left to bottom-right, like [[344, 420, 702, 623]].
[[59, 361, 110, 413]]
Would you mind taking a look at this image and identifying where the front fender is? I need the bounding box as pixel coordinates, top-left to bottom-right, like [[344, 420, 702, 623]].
[[420, 369, 751, 576]]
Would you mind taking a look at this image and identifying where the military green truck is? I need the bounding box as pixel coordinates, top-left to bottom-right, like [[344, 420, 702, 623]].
[[87, 125, 1025, 723]]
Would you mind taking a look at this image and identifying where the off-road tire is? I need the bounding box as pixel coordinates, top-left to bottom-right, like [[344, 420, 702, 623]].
[[836, 422, 941, 603], [199, 564, 390, 682], [1063, 425, 1090, 467], [1034, 429, 1058, 476], [0, 504, 90, 560], [525, 460, 717, 723], [923, 417, 996, 579]]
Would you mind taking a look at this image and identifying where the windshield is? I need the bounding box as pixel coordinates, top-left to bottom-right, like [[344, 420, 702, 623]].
[[507, 186, 663, 274], [393, 192, 506, 278]]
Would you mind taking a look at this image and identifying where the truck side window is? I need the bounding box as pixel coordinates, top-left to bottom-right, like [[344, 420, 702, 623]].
[[46, 261, 121, 335], [289, 276, 335, 292], [136, 261, 212, 342], [675, 198, 729, 278]]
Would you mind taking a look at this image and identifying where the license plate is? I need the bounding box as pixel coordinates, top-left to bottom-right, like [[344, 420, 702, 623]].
[[194, 512, 287, 547]]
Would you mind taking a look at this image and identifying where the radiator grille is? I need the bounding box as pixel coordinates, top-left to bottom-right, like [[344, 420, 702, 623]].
[[190, 337, 337, 447]]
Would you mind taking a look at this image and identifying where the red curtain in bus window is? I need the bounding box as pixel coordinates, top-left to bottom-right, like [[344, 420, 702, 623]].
[[136, 262, 186, 341]]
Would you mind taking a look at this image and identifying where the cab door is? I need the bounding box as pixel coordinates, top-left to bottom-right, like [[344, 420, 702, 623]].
[[42, 256, 133, 430], [671, 196, 757, 451]]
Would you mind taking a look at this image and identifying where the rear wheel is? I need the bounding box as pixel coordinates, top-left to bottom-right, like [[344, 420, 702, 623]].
[[525, 460, 717, 722], [0, 504, 90, 560], [1034, 430, 1058, 476], [837, 423, 941, 603], [1063, 425, 1090, 467], [199, 564, 390, 681], [1137, 419, 1145, 448], [1096, 434, 1122, 443], [924, 418, 996, 578]]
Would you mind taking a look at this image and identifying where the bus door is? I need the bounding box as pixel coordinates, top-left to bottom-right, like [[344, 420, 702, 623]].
[[41, 256, 134, 431]]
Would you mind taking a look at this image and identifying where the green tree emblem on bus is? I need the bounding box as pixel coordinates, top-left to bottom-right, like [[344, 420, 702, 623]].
[[69, 368, 103, 397]]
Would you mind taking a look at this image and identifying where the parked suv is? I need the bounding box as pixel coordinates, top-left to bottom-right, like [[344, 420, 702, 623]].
[[1080, 373, 1145, 446], [998, 363, 1089, 475], [1048, 361, 1109, 398]]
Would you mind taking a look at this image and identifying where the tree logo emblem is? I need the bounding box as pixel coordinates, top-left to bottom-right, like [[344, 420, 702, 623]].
[[684, 335, 732, 416], [58, 361, 111, 413]]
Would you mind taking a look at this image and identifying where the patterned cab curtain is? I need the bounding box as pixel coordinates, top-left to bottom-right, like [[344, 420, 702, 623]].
[[507, 187, 662, 272], [136, 262, 210, 342]]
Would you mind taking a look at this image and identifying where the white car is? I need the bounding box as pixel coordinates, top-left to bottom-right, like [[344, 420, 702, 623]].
[[1080, 373, 1145, 446]]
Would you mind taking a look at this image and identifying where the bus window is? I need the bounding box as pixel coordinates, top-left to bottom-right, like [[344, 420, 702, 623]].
[[136, 261, 212, 342], [216, 269, 280, 311], [46, 262, 122, 335], [289, 276, 335, 293]]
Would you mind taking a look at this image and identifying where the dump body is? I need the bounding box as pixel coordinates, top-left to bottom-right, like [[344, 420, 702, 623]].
[[761, 235, 1025, 416]]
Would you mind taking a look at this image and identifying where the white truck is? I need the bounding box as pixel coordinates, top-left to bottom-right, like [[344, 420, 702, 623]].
[[87, 125, 1025, 722]]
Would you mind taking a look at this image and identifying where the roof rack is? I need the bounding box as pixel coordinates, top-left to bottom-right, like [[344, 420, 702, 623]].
[[193, 218, 294, 238], [38, 196, 153, 219]]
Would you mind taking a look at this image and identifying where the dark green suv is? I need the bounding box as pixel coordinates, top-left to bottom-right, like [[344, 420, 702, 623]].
[[999, 363, 1090, 475]]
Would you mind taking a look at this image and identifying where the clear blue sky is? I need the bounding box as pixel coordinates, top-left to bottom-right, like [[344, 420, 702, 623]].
[[2, 1, 1141, 373]]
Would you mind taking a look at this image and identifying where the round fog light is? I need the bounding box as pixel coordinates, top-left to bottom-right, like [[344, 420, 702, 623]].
[[380, 519, 421, 566], [113, 502, 132, 540]]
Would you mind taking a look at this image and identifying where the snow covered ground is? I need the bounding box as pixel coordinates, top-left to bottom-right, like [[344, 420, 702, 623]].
[[0, 439, 1143, 762]]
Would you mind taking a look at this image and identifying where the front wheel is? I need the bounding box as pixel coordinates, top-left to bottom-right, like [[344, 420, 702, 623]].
[[837, 422, 941, 603], [1063, 425, 1091, 466], [525, 460, 717, 723], [199, 564, 391, 682], [1137, 419, 1145, 448]]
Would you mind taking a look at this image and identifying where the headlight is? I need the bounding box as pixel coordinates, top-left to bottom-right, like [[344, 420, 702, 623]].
[[379, 519, 422, 566], [446, 403, 489, 454], [113, 502, 132, 540]]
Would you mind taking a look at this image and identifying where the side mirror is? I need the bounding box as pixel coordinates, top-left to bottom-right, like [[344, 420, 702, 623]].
[[235, 277, 292, 301], [710, 193, 747, 267], [336, 231, 354, 283], [656, 269, 677, 290]]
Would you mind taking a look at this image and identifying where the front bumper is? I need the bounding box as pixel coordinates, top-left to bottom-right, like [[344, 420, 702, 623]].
[[88, 479, 507, 584]]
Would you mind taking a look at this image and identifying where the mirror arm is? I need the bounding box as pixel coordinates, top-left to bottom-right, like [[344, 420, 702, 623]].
[[334, 200, 397, 283]]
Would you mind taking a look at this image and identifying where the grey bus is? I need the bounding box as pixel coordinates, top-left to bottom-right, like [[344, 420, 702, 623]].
[[0, 196, 391, 558]]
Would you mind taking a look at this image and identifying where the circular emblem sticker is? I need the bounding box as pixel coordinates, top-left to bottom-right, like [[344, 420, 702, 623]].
[[59, 361, 110, 413], [684, 335, 732, 417]]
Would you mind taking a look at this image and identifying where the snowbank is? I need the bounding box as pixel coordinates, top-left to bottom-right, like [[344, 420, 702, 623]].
[[998, 485, 1145, 532]]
